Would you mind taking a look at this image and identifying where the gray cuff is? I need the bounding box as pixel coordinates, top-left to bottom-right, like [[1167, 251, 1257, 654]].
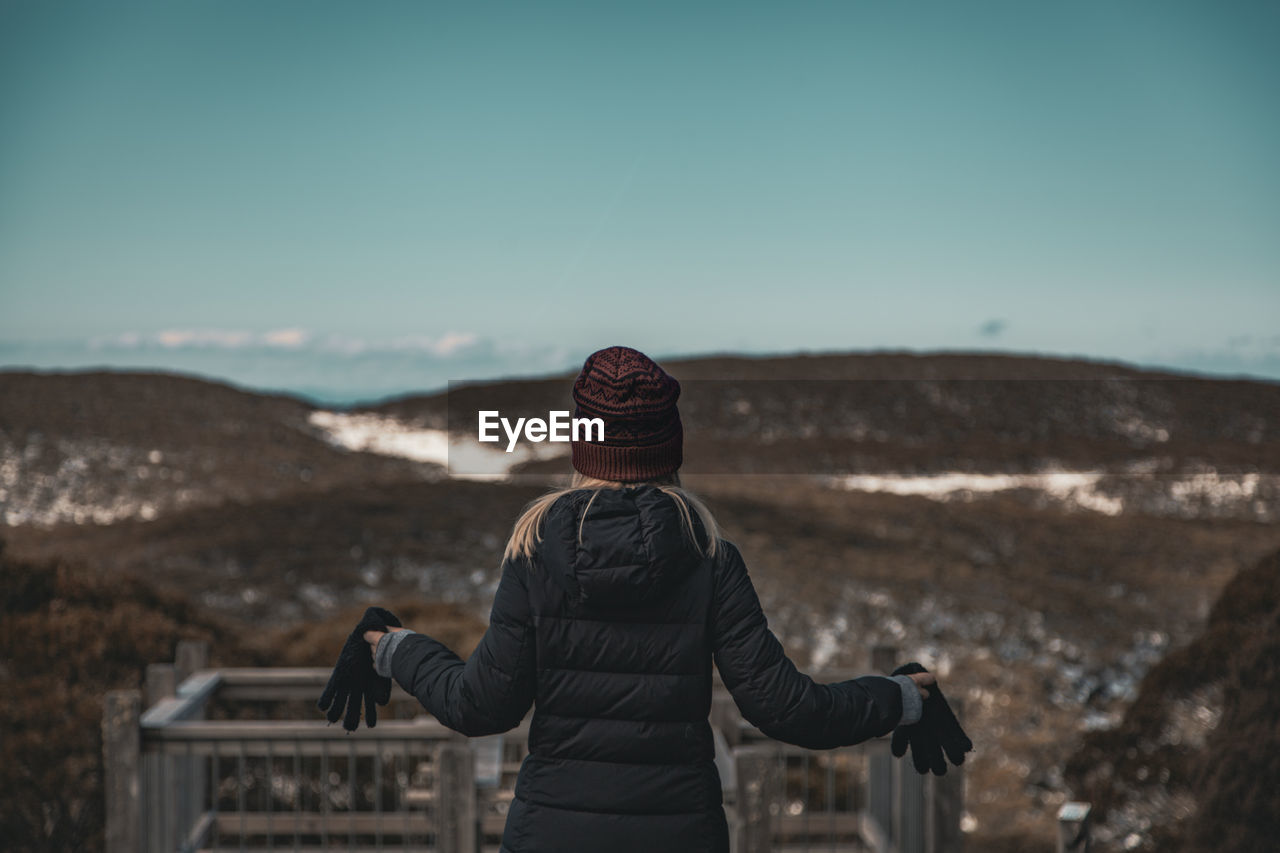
[[890, 674, 923, 726], [374, 629, 418, 678]]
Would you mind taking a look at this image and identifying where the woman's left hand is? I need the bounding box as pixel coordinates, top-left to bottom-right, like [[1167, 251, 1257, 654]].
[[364, 626, 407, 661]]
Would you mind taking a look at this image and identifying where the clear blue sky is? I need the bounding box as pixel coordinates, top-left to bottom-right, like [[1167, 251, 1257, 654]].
[[2, 0, 1277, 403]]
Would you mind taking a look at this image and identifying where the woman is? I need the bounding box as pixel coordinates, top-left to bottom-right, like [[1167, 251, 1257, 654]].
[[364, 345, 936, 853]]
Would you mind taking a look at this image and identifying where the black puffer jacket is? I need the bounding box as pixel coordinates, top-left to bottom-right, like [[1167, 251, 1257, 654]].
[[387, 484, 907, 853]]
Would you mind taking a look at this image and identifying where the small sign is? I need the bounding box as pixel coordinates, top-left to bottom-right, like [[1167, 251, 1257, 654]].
[[1058, 802, 1091, 822]]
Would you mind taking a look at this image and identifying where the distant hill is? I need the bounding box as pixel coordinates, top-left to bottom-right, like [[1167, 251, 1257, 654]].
[[364, 350, 1280, 475], [4, 350, 1277, 525], [0, 369, 440, 526]]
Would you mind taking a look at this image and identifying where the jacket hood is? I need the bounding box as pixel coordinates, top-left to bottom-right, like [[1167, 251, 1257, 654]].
[[539, 484, 709, 608]]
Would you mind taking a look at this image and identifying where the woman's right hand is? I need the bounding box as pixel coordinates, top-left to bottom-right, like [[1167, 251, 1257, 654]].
[[907, 671, 937, 701], [364, 626, 407, 662]]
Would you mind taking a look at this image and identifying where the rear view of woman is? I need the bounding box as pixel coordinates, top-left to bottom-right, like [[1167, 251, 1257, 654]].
[[364, 345, 938, 853]]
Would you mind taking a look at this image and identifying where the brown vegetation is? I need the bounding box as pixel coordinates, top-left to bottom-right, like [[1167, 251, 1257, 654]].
[[0, 537, 249, 852], [1064, 548, 1280, 852], [3, 356, 1278, 852]]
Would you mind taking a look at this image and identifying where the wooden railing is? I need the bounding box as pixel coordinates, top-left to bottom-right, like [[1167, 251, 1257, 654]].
[[104, 641, 967, 853]]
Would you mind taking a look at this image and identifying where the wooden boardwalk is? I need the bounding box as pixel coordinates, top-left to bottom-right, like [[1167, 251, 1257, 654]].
[[106, 641, 969, 853]]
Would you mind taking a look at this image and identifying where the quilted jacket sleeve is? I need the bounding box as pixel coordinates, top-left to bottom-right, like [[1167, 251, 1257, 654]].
[[710, 540, 905, 749], [387, 556, 536, 737]]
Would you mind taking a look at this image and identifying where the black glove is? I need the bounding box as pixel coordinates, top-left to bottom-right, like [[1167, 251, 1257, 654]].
[[890, 661, 974, 776], [317, 606, 402, 732]]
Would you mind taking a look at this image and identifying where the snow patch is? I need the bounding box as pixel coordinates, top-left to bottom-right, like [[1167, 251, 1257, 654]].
[[307, 410, 567, 480], [828, 468, 1277, 520], [831, 470, 1124, 515], [308, 411, 449, 464]]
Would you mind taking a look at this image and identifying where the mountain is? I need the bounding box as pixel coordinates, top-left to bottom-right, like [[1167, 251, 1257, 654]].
[[5, 353, 1277, 527]]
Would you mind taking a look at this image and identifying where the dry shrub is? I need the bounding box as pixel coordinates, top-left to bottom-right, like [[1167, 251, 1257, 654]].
[[265, 599, 488, 668], [0, 537, 249, 853], [1065, 549, 1280, 852]]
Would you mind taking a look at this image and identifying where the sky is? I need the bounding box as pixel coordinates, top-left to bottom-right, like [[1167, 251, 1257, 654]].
[[2, 0, 1278, 405]]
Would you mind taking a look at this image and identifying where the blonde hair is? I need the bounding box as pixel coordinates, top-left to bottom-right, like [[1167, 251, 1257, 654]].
[[503, 470, 720, 564]]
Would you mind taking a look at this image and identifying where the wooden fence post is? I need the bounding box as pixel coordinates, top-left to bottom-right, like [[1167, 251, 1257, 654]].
[[868, 644, 898, 844], [145, 663, 176, 708], [897, 753, 926, 853], [172, 639, 208, 852], [143, 659, 178, 851], [1057, 802, 1092, 853], [927, 696, 964, 853], [434, 742, 477, 853], [174, 639, 208, 684], [103, 689, 142, 853], [734, 745, 780, 853]]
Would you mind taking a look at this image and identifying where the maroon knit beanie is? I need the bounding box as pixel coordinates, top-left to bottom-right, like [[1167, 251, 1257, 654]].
[[570, 346, 682, 481]]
